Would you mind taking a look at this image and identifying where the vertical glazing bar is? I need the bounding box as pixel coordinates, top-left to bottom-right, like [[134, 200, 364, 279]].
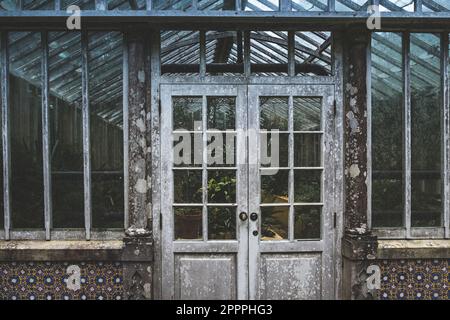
[[16, 0, 22, 10], [371, 0, 380, 6], [41, 31, 52, 241], [123, 32, 129, 230], [147, 0, 152, 10], [235, 0, 242, 11], [202, 96, 208, 241], [81, 30, 92, 240], [1, 31, 10, 240], [328, 0, 335, 11], [244, 31, 251, 77], [367, 34, 372, 229], [96, 0, 107, 10], [288, 96, 294, 241], [415, 0, 422, 13], [193, 0, 198, 10], [280, 0, 291, 11], [288, 31, 295, 77], [199, 31, 206, 77], [55, 0, 61, 10], [403, 33, 411, 238], [442, 33, 449, 238]]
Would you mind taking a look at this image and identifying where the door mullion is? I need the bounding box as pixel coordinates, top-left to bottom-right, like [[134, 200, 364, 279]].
[[288, 95, 294, 241], [202, 95, 208, 242]]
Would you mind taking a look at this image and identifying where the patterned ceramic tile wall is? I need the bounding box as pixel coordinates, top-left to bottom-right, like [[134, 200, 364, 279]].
[[376, 259, 449, 300], [0, 262, 123, 300]]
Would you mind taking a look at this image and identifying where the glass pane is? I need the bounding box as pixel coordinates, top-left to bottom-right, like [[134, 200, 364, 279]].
[[410, 33, 441, 227], [261, 169, 289, 203], [23, 0, 55, 9], [378, 0, 414, 12], [294, 133, 321, 167], [294, 206, 321, 239], [173, 132, 202, 167], [49, 32, 84, 229], [174, 170, 203, 203], [208, 207, 236, 240], [108, 0, 145, 9], [207, 97, 235, 130], [205, 31, 245, 75], [153, 0, 193, 10], [161, 31, 200, 71], [260, 132, 288, 168], [9, 32, 44, 229], [89, 32, 124, 229], [250, 31, 288, 75], [423, 0, 450, 11], [261, 206, 288, 240], [244, 0, 279, 11], [293, 97, 321, 131], [62, 0, 95, 9], [294, 32, 332, 76], [199, 0, 235, 10], [260, 97, 289, 130], [294, 170, 321, 203], [292, 0, 327, 11], [207, 170, 236, 203], [173, 97, 202, 131], [174, 207, 202, 240], [371, 32, 404, 228], [0, 0, 17, 10], [335, 0, 370, 11], [207, 132, 236, 167]]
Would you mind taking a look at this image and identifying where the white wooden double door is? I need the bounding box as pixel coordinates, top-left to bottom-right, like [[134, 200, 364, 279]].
[[160, 84, 336, 300]]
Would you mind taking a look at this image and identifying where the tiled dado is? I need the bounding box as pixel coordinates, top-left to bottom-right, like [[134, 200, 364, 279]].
[[376, 259, 450, 300], [0, 262, 123, 300]]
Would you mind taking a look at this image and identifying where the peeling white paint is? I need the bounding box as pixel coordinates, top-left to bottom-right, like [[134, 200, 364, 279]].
[[135, 178, 147, 194]]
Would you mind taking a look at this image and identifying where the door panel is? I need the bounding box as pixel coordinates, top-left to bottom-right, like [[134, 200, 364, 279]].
[[161, 85, 248, 300], [161, 84, 335, 300], [248, 85, 335, 300]]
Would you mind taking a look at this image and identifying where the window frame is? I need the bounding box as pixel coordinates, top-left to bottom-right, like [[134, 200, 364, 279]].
[[369, 31, 450, 239], [0, 30, 128, 241]]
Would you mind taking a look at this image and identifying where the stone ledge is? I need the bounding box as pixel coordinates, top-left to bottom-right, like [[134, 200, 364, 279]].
[[0, 240, 152, 262], [377, 239, 450, 259]]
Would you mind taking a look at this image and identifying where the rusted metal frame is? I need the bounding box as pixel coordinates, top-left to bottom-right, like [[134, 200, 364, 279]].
[[199, 30, 206, 77], [202, 95, 208, 241], [123, 31, 129, 230], [150, 30, 162, 299], [288, 31, 295, 76], [367, 32, 372, 231], [328, 0, 335, 11], [244, 31, 251, 77], [288, 95, 294, 241], [415, 0, 423, 13], [81, 30, 92, 240], [41, 31, 53, 240], [403, 32, 411, 238], [441, 32, 449, 238], [332, 30, 344, 299], [1, 31, 11, 240]]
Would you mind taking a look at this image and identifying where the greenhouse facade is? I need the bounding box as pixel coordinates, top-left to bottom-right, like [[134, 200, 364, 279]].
[[0, 0, 449, 300]]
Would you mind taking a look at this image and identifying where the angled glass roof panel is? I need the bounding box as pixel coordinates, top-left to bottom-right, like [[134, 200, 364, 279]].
[[244, 0, 279, 11], [0, 0, 17, 10], [62, 0, 95, 9], [23, 0, 55, 9], [292, 0, 327, 11], [108, 0, 146, 10], [423, 0, 450, 12], [335, 0, 370, 11], [378, 0, 414, 11], [198, 0, 236, 10], [153, 0, 193, 10]]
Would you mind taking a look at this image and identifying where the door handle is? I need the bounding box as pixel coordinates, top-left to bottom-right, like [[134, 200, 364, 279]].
[[239, 212, 248, 221], [250, 212, 258, 221]]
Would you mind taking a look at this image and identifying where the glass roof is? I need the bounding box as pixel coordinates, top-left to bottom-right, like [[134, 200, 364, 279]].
[[0, 0, 449, 11]]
